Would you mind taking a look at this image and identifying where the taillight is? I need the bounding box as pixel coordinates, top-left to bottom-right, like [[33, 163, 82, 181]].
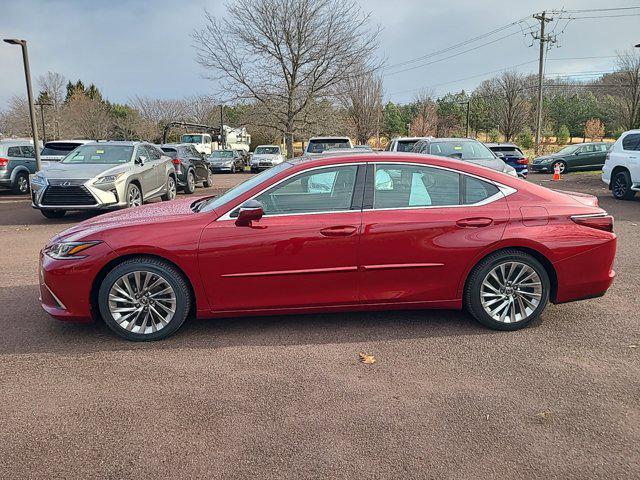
[[571, 214, 614, 232], [172, 158, 181, 165], [517, 157, 529, 165], [0, 158, 8, 167]]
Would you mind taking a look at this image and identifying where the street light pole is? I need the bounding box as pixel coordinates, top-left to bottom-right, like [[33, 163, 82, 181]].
[[4, 38, 41, 171]]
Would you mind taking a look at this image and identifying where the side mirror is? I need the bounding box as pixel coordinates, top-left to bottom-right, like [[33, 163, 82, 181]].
[[136, 155, 147, 166], [235, 199, 264, 226]]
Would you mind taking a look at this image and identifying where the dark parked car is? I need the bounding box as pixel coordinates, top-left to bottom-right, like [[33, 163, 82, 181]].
[[412, 138, 518, 177], [531, 142, 612, 174], [0, 140, 37, 194], [207, 149, 245, 173], [486, 143, 528, 178], [160, 144, 213, 193], [40, 140, 94, 163]]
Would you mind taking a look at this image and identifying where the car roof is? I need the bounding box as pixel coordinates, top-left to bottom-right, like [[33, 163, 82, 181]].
[[256, 145, 280, 148], [0, 139, 35, 146], [44, 139, 94, 144], [308, 136, 351, 141], [485, 143, 520, 148], [392, 137, 431, 142]]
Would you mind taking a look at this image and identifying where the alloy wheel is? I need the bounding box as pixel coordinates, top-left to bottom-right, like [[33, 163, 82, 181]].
[[613, 174, 628, 198], [553, 161, 566, 173], [167, 177, 176, 199], [108, 270, 177, 334], [187, 172, 195, 191], [17, 175, 29, 193], [128, 185, 142, 207], [480, 261, 542, 324]]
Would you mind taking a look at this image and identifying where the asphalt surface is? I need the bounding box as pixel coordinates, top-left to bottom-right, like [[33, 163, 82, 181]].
[[0, 171, 638, 479]]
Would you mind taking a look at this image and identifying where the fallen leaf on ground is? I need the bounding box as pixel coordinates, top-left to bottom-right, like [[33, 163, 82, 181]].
[[534, 410, 553, 422], [358, 352, 376, 364], [629, 344, 638, 349]]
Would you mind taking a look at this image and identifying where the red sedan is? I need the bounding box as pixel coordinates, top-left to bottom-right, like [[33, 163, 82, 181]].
[[39, 153, 616, 341]]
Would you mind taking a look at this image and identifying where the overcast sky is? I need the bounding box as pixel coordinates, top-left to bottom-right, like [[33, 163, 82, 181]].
[[0, 0, 638, 109]]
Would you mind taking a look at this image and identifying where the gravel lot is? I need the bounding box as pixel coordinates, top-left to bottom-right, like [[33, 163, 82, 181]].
[[0, 171, 638, 479]]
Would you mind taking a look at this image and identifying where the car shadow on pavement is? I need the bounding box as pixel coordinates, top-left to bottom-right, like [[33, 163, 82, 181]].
[[0, 284, 500, 356]]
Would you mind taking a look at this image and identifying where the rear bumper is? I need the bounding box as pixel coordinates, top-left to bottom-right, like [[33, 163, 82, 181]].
[[553, 237, 617, 304]]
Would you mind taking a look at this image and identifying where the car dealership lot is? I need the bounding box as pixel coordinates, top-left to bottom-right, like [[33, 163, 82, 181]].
[[0, 172, 638, 478]]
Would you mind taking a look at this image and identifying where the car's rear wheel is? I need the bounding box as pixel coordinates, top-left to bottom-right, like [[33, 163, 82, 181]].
[[126, 183, 142, 207], [161, 176, 177, 201], [98, 257, 192, 341], [184, 170, 196, 194], [465, 250, 550, 331], [612, 170, 636, 200], [12, 172, 30, 194], [552, 160, 567, 174], [40, 209, 66, 219]]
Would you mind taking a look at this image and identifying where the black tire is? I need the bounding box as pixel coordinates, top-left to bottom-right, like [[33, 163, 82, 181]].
[[202, 171, 213, 188], [161, 175, 177, 201], [231, 164, 237, 174], [40, 209, 66, 219], [183, 170, 196, 194], [126, 183, 143, 208], [12, 172, 30, 194], [552, 160, 567, 174], [98, 257, 192, 341], [612, 170, 636, 200], [464, 249, 550, 331]]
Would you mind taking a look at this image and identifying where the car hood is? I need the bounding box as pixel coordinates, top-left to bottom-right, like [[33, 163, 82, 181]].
[[53, 197, 203, 242], [252, 154, 280, 160], [41, 162, 128, 179]]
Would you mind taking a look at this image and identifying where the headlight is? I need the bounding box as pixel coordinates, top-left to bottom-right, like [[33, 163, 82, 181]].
[[223, 160, 233, 166], [45, 241, 101, 260], [94, 173, 124, 185], [31, 173, 47, 185]]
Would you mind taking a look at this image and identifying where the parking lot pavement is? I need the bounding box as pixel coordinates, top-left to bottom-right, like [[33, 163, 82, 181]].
[[0, 171, 638, 479]]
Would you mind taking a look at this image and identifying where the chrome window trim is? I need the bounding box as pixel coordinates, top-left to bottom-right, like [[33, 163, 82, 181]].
[[216, 161, 517, 221]]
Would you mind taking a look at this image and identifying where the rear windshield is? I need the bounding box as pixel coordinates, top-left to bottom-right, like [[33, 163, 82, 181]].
[[161, 147, 178, 159], [62, 145, 133, 164], [181, 134, 203, 143], [429, 141, 495, 161], [488, 146, 523, 157], [41, 143, 83, 156], [209, 150, 234, 158], [255, 146, 280, 154], [307, 139, 350, 154], [396, 140, 420, 152]]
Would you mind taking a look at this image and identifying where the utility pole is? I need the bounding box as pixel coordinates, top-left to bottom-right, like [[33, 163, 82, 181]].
[[35, 101, 52, 143], [219, 104, 225, 149], [532, 11, 555, 154], [465, 101, 471, 137]]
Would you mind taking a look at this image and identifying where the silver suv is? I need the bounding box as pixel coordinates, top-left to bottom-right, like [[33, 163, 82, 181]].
[[0, 139, 37, 194], [31, 141, 177, 219]]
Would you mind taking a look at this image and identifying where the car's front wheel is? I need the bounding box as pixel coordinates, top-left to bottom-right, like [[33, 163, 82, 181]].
[[465, 250, 550, 331], [161, 176, 177, 201], [612, 170, 636, 200], [126, 183, 143, 207], [98, 257, 192, 341]]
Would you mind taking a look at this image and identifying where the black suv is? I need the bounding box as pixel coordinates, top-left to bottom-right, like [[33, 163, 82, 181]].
[[160, 144, 213, 193]]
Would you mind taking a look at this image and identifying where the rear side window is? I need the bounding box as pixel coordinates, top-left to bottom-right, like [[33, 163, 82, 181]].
[[373, 164, 460, 208], [7, 146, 21, 157], [21, 146, 35, 157], [396, 140, 419, 152], [622, 134, 640, 151], [41, 142, 81, 156], [464, 176, 500, 204]]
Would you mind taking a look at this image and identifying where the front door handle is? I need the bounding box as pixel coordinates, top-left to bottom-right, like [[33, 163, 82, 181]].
[[320, 225, 357, 237], [456, 217, 493, 228]]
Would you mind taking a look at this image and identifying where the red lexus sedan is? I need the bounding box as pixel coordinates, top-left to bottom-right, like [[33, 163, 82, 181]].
[[39, 152, 616, 341]]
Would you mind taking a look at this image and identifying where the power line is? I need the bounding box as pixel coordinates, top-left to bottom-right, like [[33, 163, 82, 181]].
[[549, 6, 640, 13]]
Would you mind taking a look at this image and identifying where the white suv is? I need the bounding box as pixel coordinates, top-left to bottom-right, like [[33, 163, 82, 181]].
[[602, 130, 640, 200]]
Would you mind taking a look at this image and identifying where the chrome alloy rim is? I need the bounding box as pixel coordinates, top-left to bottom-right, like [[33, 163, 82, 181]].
[[18, 175, 29, 193], [128, 186, 142, 207], [167, 177, 176, 199], [480, 262, 542, 323], [187, 172, 195, 190], [554, 161, 566, 173], [108, 271, 176, 334]]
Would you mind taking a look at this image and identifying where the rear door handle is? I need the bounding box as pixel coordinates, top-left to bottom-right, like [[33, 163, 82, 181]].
[[456, 217, 493, 228], [320, 225, 357, 237]]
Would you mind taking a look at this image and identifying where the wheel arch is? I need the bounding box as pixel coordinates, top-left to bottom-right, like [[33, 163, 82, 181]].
[[90, 253, 197, 322], [459, 245, 558, 304], [609, 165, 630, 190], [10, 165, 31, 182]]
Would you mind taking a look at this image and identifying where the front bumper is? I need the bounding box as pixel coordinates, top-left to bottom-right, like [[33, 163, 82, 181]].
[[530, 163, 552, 173], [209, 164, 234, 172], [39, 241, 116, 323], [31, 177, 129, 211]]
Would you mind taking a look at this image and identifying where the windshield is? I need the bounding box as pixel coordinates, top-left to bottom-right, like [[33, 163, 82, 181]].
[[200, 162, 293, 213], [181, 134, 203, 144], [555, 145, 579, 156], [209, 150, 234, 158], [428, 141, 495, 161], [41, 143, 82, 156], [255, 146, 280, 155], [306, 139, 350, 153], [62, 145, 133, 164], [396, 140, 420, 152]]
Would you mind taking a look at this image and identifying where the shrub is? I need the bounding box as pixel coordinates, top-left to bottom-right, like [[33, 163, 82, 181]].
[[488, 128, 500, 143], [516, 128, 533, 149], [556, 125, 570, 145]]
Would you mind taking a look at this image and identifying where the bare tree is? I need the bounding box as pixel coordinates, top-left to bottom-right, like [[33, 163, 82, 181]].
[[129, 96, 188, 141], [193, 0, 380, 157], [61, 91, 111, 139], [410, 90, 438, 137], [614, 50, 640, 130], [0, 96, 31, 137], [479, 71, 530, 141], [338, 65, 383, 145]]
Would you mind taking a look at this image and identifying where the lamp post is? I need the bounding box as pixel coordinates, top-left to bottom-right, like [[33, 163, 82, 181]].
[[3, 38, 41, 171]]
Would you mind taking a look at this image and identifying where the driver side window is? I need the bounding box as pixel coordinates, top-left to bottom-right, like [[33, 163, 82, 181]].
[[254, 165, 358, 216]]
